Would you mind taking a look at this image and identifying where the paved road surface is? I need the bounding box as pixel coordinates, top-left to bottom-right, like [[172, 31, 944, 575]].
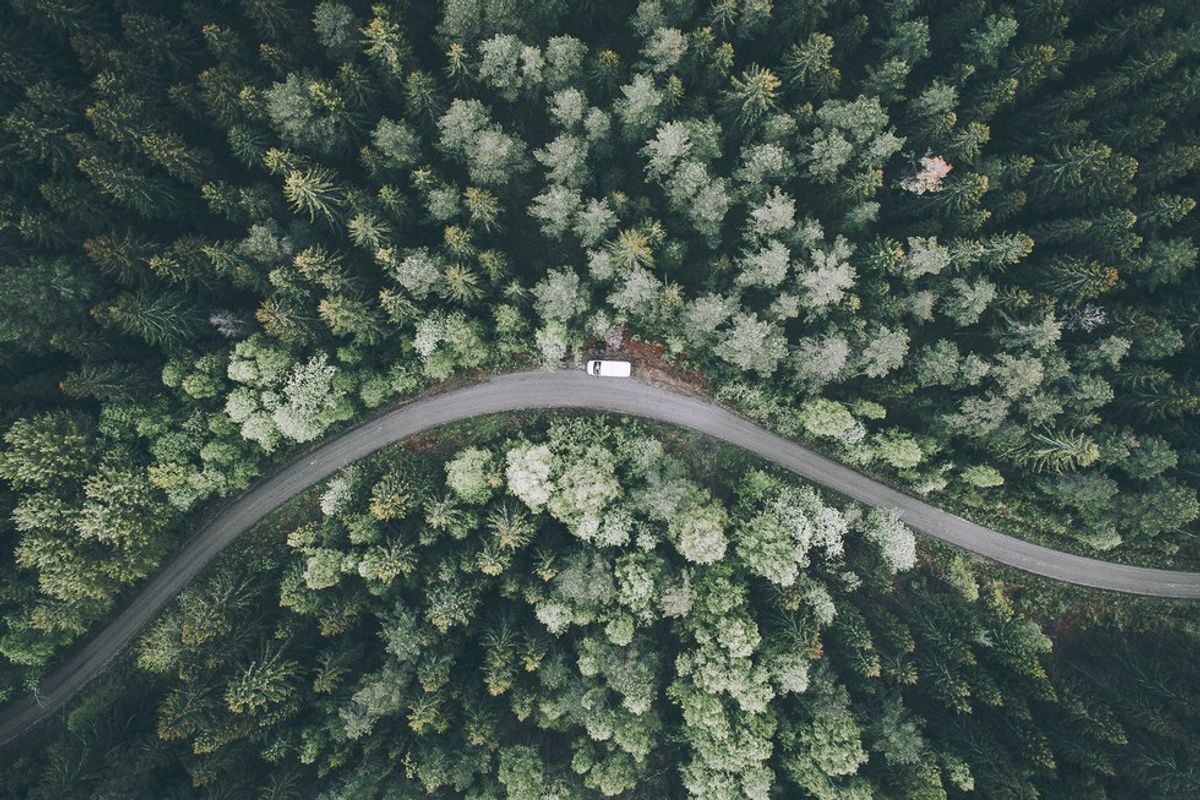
[[3, 370, 1198, 747]]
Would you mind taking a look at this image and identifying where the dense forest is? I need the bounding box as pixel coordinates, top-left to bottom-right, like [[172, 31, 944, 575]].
[[3, 415, 1199, 799], [1, 0, 1199, 794]]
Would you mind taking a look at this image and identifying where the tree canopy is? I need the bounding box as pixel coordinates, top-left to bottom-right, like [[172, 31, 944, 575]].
[[1, 0, 1199, 795]]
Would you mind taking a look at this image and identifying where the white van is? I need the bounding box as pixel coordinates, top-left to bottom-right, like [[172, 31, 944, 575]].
[[586, 359, 632, 378]]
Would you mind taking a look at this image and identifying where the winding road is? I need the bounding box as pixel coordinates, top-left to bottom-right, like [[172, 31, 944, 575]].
[[2, 369, 1199, 746]]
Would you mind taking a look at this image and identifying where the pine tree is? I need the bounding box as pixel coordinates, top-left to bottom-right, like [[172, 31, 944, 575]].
[[74, 149, 182, 218], [100, 290, 201, 348], [782, 33, 840, 100], [318, 295, 383, 343], [0, 257, 95, 353], [1029, 141, 1138, 205], [1006, 429, 1101, 474], [60, 363, 155, 402], [1040, 257, 1119, 303], [225, 643, 299, 716], [0, 412, 96, 489], [361, 3, 411, 79], [722, 65, 781, 128], [283, 166, 344, 224], [140, 132, 209, 186], [256, 297, 315, 345]]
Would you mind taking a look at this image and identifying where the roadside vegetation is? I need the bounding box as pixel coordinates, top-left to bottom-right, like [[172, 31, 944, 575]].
[[4, 415, 1198, 798], [1, 0, 1199, 793]]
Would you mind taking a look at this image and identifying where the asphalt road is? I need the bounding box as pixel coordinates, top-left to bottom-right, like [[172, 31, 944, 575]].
[[2, 369, 1199, 747]]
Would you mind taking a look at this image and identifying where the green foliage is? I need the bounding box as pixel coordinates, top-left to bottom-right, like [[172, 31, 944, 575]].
[[5, 416, 1200, 799], [2, 0, 1200, 787], [0, 412, 96, 489], [444, 445, 498, 504]]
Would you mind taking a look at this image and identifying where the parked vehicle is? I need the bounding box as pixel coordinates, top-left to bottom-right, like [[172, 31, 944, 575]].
[[586, 359, 632, 377]]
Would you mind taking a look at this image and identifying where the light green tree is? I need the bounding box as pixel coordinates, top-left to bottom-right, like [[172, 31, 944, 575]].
[[445, 446, 498, 504]]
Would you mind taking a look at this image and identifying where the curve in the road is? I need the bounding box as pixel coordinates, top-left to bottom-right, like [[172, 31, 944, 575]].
[[3, 369, 1199, 746]]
